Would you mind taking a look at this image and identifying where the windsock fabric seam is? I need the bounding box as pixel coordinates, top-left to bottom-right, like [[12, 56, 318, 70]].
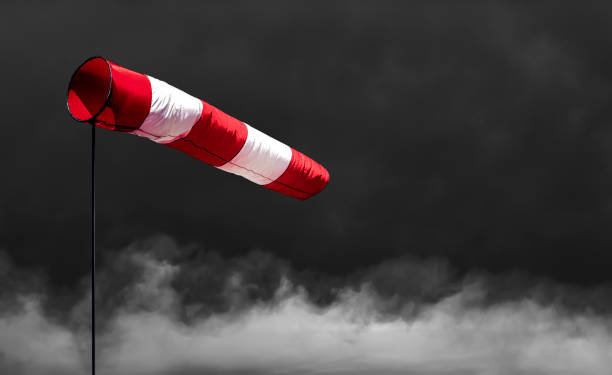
[[132, 76, 203, 144], [131, 78, 296, 190], [216, 123, 293, 185], [181, 139, 316, 197], [97, 119, 318, 197]]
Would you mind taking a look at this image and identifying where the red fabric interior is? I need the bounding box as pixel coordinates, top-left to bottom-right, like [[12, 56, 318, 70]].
[[67, 57, 111, 121]]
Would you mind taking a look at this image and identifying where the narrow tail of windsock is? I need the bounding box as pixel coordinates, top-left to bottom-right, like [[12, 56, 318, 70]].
[[66, 57, 329, 200]]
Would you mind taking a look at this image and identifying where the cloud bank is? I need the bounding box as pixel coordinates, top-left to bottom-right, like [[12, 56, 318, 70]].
[[1, 235, 611, 375]]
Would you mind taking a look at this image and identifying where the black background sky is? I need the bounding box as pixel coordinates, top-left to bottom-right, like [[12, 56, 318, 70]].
[[3, 0, 612, 289]]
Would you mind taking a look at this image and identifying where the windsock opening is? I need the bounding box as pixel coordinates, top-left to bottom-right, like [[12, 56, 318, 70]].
[[66, 57, 112, 122]]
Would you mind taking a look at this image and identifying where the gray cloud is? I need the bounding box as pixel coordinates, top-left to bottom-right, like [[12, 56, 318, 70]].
[[1, 235, 612, 375]]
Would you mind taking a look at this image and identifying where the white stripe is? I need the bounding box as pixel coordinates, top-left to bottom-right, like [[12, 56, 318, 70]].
[[132, 76, 202, 144], [218, 123, 292, 185]]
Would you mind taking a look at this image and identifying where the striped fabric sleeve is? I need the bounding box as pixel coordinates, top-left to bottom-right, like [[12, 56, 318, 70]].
[[67, 57, 329, 200]]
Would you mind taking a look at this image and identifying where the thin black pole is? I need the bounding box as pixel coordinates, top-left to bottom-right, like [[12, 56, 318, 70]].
[[91, 122, 96, 375]]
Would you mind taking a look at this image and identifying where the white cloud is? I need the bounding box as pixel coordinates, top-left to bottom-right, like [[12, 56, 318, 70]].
[[100, 285, 612, 375], [0, 296, 82, 375], [1, 244, 612, 375]]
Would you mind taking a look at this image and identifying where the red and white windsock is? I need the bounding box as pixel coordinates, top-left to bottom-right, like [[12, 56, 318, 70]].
[[66, 57, 329, 200]]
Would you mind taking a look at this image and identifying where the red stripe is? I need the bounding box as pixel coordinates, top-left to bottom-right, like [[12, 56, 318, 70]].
[[167, 100, 248, 167], [94, 61, 152, 131], [67, 57, 111, 122], [264, 148, 330, 200]]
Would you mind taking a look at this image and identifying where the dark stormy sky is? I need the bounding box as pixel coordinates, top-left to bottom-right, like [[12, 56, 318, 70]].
[[3, 1, 612, 374]]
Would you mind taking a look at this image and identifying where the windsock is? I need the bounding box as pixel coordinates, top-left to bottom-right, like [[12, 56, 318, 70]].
[[66, 57, 329, 200]]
